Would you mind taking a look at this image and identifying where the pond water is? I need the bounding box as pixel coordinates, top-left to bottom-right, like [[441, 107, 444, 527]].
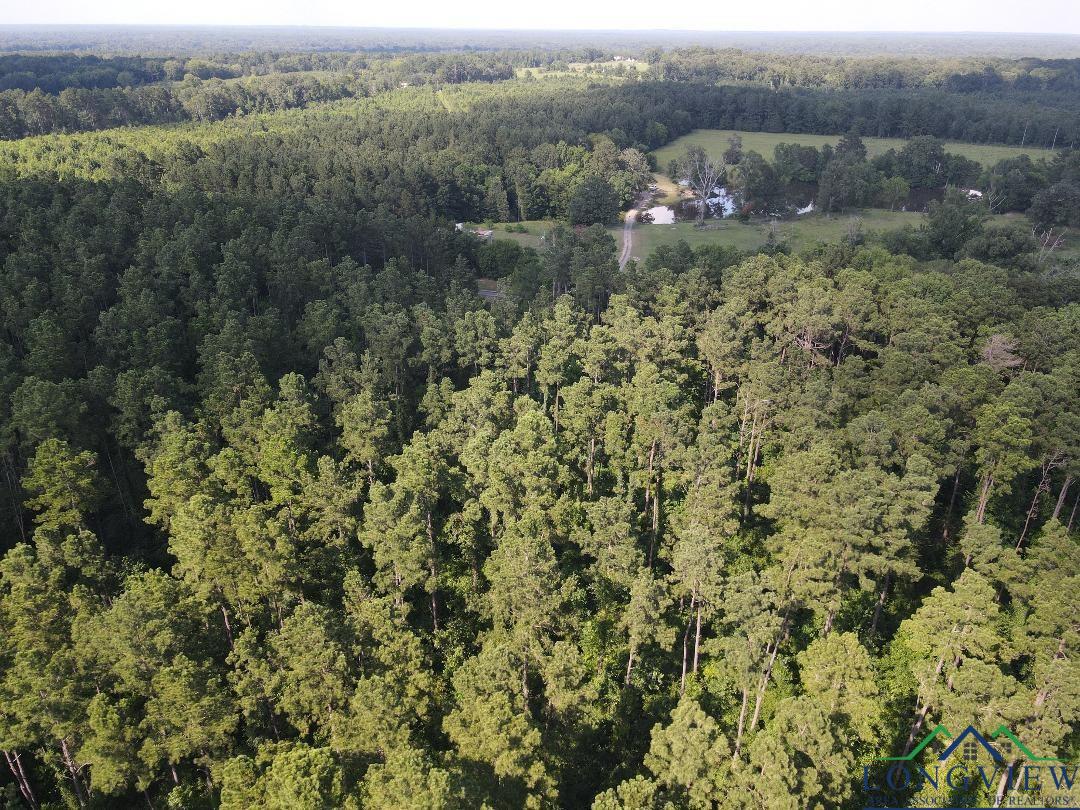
[[643, 205, 675, 224]]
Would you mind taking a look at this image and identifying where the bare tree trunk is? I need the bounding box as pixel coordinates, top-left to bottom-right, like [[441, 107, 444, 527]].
[[902, 698, 937, 759], [427, 511, 440, 633], [901, 652, 947, 756], [430, 566, 440, 633], [587, 436, 595, 495], [268, 705, 281, 740], [941, 466, 962, 540], [692, 602, 703, 675], [750, 613, 789, 730], [870, 573, 891, 637], [742, 413, 762, 522], [732, 686, 750, 764], [220, 604, 235, 650], [102, 440, 135, 528], [1069, 491, 1079, 532], [735, 397, 751, 478], [975, 474, 994, 524], [993, 759, 1016, 807], [1017, 458, 1056, 549], [59, 738, 87, 808], [4, 750, 37, 810], [625, 645, 635, 686], [1052, 475, 1073, 521], [650, 479, 660, 567], [2, 454, 26, 542], [679, 594, 696, 695]]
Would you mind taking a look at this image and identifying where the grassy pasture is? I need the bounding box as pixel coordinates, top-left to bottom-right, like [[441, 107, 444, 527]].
[[621, 210, 926, 261], [620, 212, 1038, 262], [462, 221, 557, 250], [478, 212, 1063, 267], [475, 213, 927, 261], [652, 130, 1058, 170]]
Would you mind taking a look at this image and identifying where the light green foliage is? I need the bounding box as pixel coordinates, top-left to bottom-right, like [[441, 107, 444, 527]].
[[797, 633, 881, 744], [263, 744, 345, 810], [337, 387, 393, 484], [444, 644, 557, 807], [361, 432, 447, 608], [359, 746, 457, 809], [644, 698, 729, 809], [22, 439, 102, 531], [219, 743, 345, 810]]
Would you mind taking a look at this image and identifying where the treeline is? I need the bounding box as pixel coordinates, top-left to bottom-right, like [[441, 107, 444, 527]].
[[0, 72, 364, 138], [645, 48, 1080, 93], [0, 80, 662, 223], [0, 50, 523, 92], [4, 78, 1080, 199], [0, 54, 170, 92], [5, 49, 1080, 149], [669, 129, 1080, 237], [0, 53, 517, 138]]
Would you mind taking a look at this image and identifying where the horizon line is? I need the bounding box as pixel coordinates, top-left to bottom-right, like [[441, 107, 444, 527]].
[[1, 24, 1079, 37]]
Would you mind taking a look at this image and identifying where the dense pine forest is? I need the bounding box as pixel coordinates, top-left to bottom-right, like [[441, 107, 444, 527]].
[[0, 29, 1078, 810]]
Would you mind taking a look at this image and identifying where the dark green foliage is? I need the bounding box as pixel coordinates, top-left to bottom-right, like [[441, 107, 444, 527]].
[[1030, 180, 1080, 227], [0, 38, 1077, 810], [569, 175, 620, 225]]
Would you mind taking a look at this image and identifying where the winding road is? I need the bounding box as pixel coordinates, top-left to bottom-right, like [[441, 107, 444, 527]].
[[619, 209, 637, 269]]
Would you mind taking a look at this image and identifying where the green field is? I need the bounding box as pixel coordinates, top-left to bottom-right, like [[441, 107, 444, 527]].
[[462, 221, 556, 249], [621, 212, 1044, 261], [476, 212, 926, 259], [653, 129, 1057, 170], [480, 211, 1057, 263], [517, 59, 648, 79], [622, 211, 926, 260]]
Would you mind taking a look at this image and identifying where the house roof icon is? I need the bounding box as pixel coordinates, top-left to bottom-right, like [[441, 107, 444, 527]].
[[939, 725, 1005, 764]]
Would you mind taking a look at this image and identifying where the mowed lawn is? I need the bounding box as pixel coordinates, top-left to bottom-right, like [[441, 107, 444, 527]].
[[461, 221, 557, 249], [477, 213, 927, 261], [621, 211, 925, 261], [478, 212, 1061, 265], [653, 130, 1058, 169]]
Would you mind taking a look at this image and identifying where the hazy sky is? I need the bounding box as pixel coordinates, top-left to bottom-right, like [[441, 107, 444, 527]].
[[3, 0, 1080, 34]]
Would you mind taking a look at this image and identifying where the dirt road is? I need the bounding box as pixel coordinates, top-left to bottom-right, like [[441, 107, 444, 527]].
[[619, 209, 637, 269]]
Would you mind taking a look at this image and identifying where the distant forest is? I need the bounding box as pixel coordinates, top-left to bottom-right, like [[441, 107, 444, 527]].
[[2, 26, 1080, 57]]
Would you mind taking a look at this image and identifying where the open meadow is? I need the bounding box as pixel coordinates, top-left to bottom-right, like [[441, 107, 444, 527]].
[[652, 129, 1060, 169], [476, 212, 929, 259], [621, 210, 925, 259], [476, 211, 1067, 265]]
